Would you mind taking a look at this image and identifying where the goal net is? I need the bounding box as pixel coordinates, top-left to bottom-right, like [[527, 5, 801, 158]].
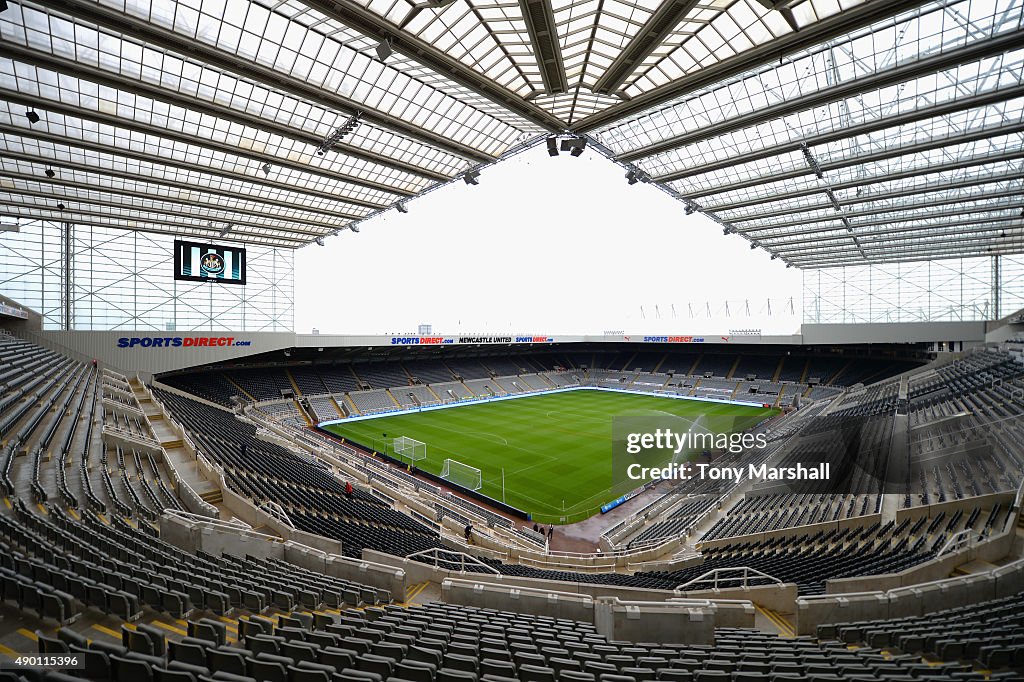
[[393, 436, 427, 463], [440, 458, 483, 491]]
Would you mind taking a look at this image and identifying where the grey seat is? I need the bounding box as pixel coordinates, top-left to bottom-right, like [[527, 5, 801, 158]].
[[246, 656, 288, 682], [519, 666, 557, 682]]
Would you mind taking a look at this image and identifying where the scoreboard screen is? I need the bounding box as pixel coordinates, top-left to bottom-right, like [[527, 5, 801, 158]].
[[173, 240, 246, 285]]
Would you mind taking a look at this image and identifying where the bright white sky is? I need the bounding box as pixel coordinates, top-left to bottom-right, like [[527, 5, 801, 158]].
[[295, 143, 803, 336]]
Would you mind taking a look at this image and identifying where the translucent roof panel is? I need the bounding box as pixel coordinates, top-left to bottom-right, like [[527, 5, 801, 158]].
[[593, 0, 1024, 267], [0, 0, 1021, 259]]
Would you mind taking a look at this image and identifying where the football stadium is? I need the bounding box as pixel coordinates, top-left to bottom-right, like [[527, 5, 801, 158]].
[[2, 0, 1024, 679]]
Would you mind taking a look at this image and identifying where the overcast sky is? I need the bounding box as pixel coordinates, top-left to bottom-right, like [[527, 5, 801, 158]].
[[295, 143, 803, 336]]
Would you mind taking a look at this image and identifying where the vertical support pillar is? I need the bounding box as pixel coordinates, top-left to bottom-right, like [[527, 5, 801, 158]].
[[992, 255, 1001, 321], [61, 220, 74, 330]]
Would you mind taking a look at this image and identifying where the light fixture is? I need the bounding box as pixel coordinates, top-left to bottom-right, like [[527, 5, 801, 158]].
[[57, 202, 65, 210], [395, 201, 408, 214], [560, 136, 586, 157], [219, 223, 233, 237], [463, 169, 480, 185], [350, 224, 360, 233], [261, 162, 271, 175], [44, 168, 55, 178], [25, 110, 40, 124], [316, 111, 362, 155], [375, 38, 393, 61], [684, 205, 695, 215], [315, 236, 325, 246], [546, 137, 559, 156], [625, 168, 640, 185]]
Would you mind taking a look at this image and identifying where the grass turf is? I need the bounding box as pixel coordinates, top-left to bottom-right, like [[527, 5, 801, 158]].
[[323, 390, 776, 523]]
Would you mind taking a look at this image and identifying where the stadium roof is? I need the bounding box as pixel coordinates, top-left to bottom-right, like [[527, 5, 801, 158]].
[[0, 0, 1021, 266]]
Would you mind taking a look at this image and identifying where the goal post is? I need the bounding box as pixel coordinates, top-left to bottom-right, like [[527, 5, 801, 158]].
[[440, 458, 483, 491], [393, 436, 427, 464]]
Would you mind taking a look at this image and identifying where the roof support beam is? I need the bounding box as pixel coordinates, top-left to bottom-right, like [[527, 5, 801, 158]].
[[0, 89, 409, 205], [619, 31, 1022, 163], [761, 215, 1024, 250], [689, 123, 1024, 201], [591, 0, 700, 95], [788, 237, 1024, 269], [28, 0, 500, 162], [655, 84, 1024, 182], [0, 126, 372, 218], [737, 196, 1024, 233], [0, 185, 334, 238], [0, 204, 309, 247], [0, 151, 359, 222], [299, 0, 563, 132], [705, 154, 1024, 214], [727, 180, 1024, 223], [577, 0, 935, 131], [520, 0, 569, 95], [0, 43, 452, 184]]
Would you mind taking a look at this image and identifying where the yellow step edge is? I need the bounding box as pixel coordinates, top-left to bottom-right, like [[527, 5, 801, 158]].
[[90, 624, 123, 640]]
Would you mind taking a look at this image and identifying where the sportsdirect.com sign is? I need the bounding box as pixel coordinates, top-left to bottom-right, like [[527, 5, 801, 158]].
[[116, 336, 252, 348]]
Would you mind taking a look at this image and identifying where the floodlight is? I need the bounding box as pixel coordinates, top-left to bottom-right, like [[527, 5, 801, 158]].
[[546, 137, 558, 156], [685, 205, 695, 215], [315, 236, 325, 246], [350, 223, 361, 232], [625, 168, 639, 184], [376, 38, 393, 61], [44, 168, 55, 178], [261, 162, 271, 175], [395, 201, 408, 214], [57, 202, 65, 210], [316, 111, 362, 155], [25, 110, 40, 124], [463, 169, 480, 185], [560, 136, 586, 157]]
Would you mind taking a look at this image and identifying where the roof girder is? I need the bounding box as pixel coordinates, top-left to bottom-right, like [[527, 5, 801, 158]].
[[26, 0, 500, 163], [0, 205, 309, 246], [620, 31, 1023, 164], [520, 0, 570, 95], [590, 0, 701, 96], [576, 0, 937, 131], [788, 239, 1024, 268], [726, 177, 1024, 223], [0, 151, 359, 222], [0, 126, 373, 218], [0, 88, 410, 205], [761, 214, 1024, 250], [686, 120, 1024, 200], [655, 84, 1024, 183], [299, 0, 563, 132], [737, 195, 1024, 233], [0, 185, 336, 238], [706, 153, 1024, 214], [0, 42, 453, 184]]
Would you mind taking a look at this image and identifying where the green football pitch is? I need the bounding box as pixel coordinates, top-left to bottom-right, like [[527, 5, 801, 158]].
[[323, 390, 776, 523]]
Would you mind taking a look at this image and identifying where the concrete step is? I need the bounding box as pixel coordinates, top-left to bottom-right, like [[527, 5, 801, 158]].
[[953, 559, 1000, 575]]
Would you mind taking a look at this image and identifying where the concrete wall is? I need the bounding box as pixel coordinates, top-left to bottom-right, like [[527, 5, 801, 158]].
[[442, 579, 595, 623], [795, 558, 1024, 635], [676, 583, 798, 615], [362, 549, 679, 603], [158, 514, 407, 601], [594, 598, 717, 645]]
